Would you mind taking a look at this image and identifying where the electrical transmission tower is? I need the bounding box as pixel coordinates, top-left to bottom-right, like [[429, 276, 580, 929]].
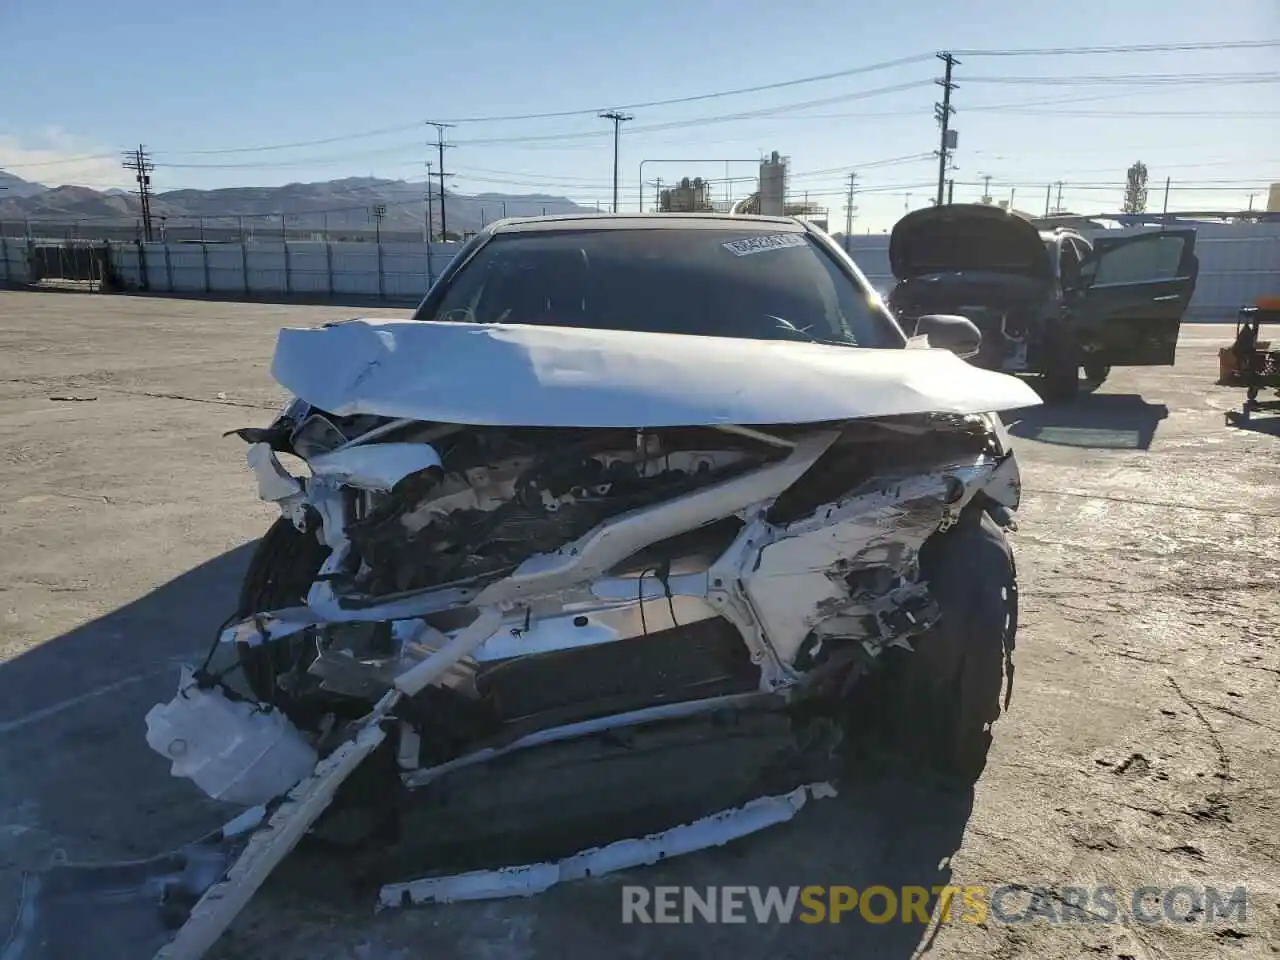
[[844, 171, 858, 236], [425, 122, 455, 239], [122, 145, 155, 241], [934, 53, 959, 207]]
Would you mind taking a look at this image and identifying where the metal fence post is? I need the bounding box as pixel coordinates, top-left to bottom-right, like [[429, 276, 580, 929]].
[[202, 241, 211, 293], [1, 234, 10, 284], [162, 241, 174, 291], [325, 239, 334, 299], [376, 239, 385, 299], [241, 239, 250, 297], [281, 213, 291, 297], [426, 239, 435, 289], [137, 237, 150, 291]]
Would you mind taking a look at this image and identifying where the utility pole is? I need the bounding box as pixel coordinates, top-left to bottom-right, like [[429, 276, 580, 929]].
[[844, 171, 858, 235], [122, 145, 155, 242], [1055, 181, 1064, 214], [424, 161, 434, 242], [599, 111, 633, 213], [980, 173, 993, 204], [947, 179, 955, 204], [1162, 176, 1171, 215], [371, 203, 386, 244], [934, 52, 959, 208], [1044, 184, 1052, 217], [426, 122, 454, 239], [1247, 192, 1257, 211]]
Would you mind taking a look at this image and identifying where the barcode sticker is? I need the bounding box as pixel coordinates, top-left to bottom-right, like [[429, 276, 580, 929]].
[[722, 234, 808, 257]]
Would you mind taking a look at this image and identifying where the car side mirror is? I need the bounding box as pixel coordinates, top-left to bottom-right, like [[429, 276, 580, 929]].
[[913, 314, 982, 360]]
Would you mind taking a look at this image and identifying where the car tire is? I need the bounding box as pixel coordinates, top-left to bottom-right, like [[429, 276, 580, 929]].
[[845, 508, 1017, 783], [238, 517, 331, 615], [1039, 354, 1080, 401], [1083, 360, 1111, 383], [1037, 322, 1081, 401], [236, 517, 332, 703]]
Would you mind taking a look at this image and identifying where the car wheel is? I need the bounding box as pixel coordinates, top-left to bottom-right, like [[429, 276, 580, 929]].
[[1037, 322, 1081, 401], [1083, 360, 1111, 383], [239, 516, 331, 613], [1038, 353, 1080, 401], [845, 508, 1017, 783]]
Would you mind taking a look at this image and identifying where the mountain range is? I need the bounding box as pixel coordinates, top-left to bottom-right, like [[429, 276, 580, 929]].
[[0, 171, 595, 237]]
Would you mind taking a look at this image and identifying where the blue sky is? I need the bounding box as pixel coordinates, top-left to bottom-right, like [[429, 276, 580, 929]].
[[1, 0, 1276, 231]]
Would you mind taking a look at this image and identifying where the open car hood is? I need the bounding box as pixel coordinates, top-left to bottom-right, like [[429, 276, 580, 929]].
[[271, 319, 1041, 427], [889, 204, 1051, 283]]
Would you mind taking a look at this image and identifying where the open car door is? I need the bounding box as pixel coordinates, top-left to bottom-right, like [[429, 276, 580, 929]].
[[1074, 229, 1198, 366]]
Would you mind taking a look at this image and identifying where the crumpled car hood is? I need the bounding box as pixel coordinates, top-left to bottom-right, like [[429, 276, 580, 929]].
[[271, 319, 1042, 427]]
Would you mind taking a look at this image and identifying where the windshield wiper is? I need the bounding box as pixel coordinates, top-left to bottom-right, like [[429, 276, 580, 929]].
[[767, 315, 817, 342], [767, 315, 857, 347]]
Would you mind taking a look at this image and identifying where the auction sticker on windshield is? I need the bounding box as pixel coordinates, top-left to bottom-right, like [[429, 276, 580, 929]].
[[722, 234, 808, 256]]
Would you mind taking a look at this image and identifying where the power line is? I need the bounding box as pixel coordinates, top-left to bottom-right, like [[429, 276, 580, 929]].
[[965, 72, 1280, 85], [446, 80, 935, 147], [164, 122, 428, 156], [97, 38, 1275, 163], [788, 153, 936, 180], [0, 152, 118, 169], [130, 55, 934, 163], [148, 80, 937, 169], [434, 54, 934, 123], [968, 107, 1280, 117], [952, 39, 1280, 57], [451, 164, 616, 185]]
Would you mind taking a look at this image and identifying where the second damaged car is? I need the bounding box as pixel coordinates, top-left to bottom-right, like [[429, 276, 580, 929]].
[[12, 216, 1044, 960], [886, 204, 1199, 400]]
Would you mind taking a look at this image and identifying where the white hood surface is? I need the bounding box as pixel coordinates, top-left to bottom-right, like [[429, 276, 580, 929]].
[[271, 319, 1042, 428]]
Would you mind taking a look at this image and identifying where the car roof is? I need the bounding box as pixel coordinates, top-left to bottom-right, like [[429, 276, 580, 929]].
[[488, 212, 805, 235]]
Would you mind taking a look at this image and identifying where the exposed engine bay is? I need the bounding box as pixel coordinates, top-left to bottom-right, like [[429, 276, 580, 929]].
[[888, 271, 1051, 374], [218, 401, 1021, 754]]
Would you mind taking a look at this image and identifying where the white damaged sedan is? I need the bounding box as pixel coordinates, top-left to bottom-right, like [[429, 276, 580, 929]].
[[7, 214, 1042, 960]]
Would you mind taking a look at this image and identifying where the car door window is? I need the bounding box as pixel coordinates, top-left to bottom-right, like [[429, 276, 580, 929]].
[[1090, 234, 1188, 286]]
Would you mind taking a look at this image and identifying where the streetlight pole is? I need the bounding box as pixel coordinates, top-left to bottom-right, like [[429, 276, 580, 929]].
[[599, 111, 633, 214]]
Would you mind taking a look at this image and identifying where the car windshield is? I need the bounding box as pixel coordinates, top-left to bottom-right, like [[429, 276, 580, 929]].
[[413, 225, 896, 347]]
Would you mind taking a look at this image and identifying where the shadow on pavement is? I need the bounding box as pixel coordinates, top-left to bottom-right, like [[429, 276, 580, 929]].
[[1225, 409, 1280, 437], [0, 545, 255, 866], [2, 544, 978, 960], [1007, 392, 1169, 451], [220, 772, 975, 960], [505, 777, 975, 960]]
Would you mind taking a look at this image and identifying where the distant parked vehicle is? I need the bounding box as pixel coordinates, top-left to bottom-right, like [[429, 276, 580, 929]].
[[885, 204, 1200, 400]]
